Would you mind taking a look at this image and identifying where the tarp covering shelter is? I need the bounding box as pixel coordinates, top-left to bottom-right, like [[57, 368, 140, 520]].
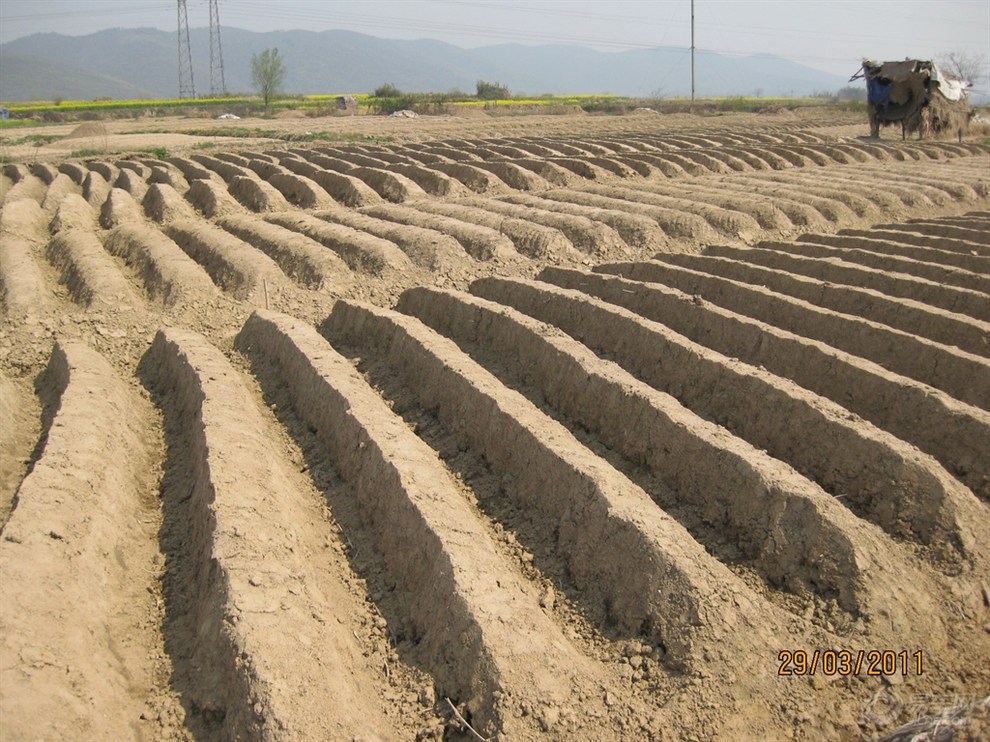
[[850, 59, 971, 139]]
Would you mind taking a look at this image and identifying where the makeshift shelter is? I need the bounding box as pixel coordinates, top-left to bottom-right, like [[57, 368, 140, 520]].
[[850, 59, 971, 140]]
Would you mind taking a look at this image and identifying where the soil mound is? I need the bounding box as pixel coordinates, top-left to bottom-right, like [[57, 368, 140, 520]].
[[65, 122, 109, 139]]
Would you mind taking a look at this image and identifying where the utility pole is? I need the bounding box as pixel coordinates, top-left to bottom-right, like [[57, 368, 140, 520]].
[[209, 0, 227, 96], [691, 0, 695, 107], [177, 0, 196, 98]]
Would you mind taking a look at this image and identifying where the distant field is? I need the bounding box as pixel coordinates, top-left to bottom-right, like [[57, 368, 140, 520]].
[[3, 95, 258, 115], [1, 91, 860, 124]]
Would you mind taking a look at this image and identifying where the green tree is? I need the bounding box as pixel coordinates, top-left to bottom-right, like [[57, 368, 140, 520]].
[[251, 48, 287, 110], [374, 82, 402, 97], [476, 80, 509, 100]]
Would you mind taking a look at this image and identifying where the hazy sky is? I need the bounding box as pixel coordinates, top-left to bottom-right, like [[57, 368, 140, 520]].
[[1, 0, 988, 84]]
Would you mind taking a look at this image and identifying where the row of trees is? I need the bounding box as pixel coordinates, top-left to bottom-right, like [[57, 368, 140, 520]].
[[249, 46, 512, 111], [374, 79, 509, 100], [368, 80, 513, 114]]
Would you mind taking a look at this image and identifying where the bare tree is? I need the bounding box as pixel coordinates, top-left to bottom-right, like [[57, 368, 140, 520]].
[[937, 51, 988, 86], [251, 47, 287, 110]]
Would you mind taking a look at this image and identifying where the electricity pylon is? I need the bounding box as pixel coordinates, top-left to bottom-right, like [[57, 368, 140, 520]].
[[209, 0, 227, 96], [177, 0, 196, 98]]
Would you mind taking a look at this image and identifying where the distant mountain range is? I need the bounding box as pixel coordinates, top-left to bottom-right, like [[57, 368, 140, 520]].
[[0, 27, 851, 102]]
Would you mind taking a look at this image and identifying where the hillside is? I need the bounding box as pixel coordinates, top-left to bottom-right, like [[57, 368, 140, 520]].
[[0, 27, 849, 101], [0, 53, 152, 102]]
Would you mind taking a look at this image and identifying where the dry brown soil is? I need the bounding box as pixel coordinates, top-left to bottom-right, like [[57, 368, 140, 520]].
[[1, 109, 989, 741]]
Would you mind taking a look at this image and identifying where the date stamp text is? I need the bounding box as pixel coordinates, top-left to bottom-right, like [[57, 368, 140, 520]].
[[778, 649, 924, 677]]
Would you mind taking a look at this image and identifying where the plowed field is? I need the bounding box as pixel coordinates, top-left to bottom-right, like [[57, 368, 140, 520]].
[[2, 112, 989, 741]]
